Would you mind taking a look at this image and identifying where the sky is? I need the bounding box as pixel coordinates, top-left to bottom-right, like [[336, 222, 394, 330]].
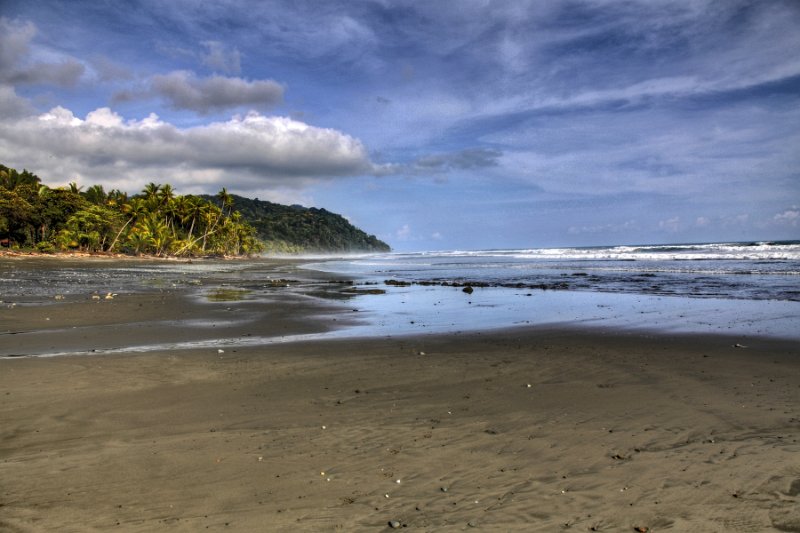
[[1, 0, 798, 251]]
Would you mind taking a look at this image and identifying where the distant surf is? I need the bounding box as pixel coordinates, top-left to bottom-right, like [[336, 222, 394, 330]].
[[303, 241, 800, 301]]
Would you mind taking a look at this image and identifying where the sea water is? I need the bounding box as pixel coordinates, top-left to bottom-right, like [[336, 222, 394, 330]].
[[303, 241, 800, 301], [302, 241, 800, 340], [1, 242, 798, 357]]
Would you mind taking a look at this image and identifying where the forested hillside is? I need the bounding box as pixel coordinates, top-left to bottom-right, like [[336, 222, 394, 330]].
[[205, 195, 391, 253], [1, 163, 390, 255]]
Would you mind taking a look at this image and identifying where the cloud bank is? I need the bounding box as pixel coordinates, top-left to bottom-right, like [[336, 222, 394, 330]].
[[0, 106, 375, 192], [0, 16, 375, 197]]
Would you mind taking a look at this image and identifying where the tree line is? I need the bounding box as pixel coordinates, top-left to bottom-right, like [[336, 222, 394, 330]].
[[213, 194, 391, 253], [0, 164, 262, 256]]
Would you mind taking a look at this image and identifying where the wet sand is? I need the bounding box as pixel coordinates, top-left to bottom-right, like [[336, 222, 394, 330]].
[[1, 262, 800, 531]]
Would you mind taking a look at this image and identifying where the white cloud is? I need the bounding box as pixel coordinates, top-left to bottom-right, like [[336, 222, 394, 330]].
[[0, 105, 377, 193], [773, 207, 799, 227], [149, 71, 284, 114]]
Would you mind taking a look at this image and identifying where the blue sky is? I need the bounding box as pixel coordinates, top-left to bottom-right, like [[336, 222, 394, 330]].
[[1, 0, 798, 251]]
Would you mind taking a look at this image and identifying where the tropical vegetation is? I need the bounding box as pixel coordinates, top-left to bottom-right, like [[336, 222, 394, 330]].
[[1, 164, 262, 256], [1, 164, 390, 256]]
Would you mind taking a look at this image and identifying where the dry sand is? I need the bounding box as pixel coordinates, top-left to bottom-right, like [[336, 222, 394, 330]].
[[1, 285, 800, 531]]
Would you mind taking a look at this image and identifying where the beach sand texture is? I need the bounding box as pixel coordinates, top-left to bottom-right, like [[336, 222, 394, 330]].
[[1, 279, 800, 531]]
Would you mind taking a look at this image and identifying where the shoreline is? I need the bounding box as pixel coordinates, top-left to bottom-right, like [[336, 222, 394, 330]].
[[1, 256, 799, 530], [0, 249, 271, 262], [2, 327, 799, 531], [3, 280, 798, 359], [2, 257, 799, 361]]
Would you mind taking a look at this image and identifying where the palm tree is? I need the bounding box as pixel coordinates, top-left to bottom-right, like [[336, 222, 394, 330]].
[[159, 183, 175, 208], [0, 166, 41, 190], [144, 214, 172, 256], [172, 195, 216, 256], [162, 196, 180, 237], [108, 197, 147, 252], [142, 182, 161, 210], [84, 184, 107, 205], [0, 166, 16, 189], [199, 203, 223, 253], [106, 189, 129, 207], [217, 187, 234, 217], [126, 227, 152, 256]]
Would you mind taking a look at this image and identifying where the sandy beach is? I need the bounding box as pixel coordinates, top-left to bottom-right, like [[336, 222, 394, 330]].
[[1, 259, 799, 532]]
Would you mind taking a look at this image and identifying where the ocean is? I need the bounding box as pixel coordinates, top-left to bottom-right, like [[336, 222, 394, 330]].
[[303, 241, 800, 302], [299, 241, 800, 340], [1, 241, 798, 355]]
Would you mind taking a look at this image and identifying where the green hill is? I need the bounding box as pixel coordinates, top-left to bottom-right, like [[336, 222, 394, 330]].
[[1, 162, 389, 256], [202, 194, 391, 253]]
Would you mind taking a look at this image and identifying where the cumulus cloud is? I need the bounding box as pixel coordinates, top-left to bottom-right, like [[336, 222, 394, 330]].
[[0, 18, 84, 87], [0, 105, 376, 192], [773, 207, 799, 227], [147, 71, 284, 114], [0, 85, 34, 119]]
